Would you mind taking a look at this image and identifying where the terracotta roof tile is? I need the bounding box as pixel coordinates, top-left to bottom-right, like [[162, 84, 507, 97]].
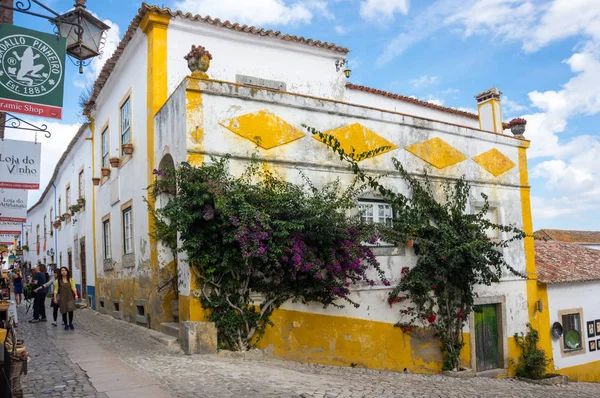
[[346, 83, 480, 121], [536, 240, 600, 284], [84, 3, 348, 113], [534, 229, 600, 244]]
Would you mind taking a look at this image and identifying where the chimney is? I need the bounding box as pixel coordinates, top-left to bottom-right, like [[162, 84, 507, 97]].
[[475, 88, 503, 133]]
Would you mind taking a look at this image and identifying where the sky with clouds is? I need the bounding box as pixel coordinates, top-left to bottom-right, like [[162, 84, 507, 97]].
[[6, 0, 600, 231]]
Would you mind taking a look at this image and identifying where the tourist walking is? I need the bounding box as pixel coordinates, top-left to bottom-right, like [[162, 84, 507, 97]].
[[53, 267, 78, 330], [29, 266, 47, 323], [34, 274, 61, 326], [12, 269, 23, 305]]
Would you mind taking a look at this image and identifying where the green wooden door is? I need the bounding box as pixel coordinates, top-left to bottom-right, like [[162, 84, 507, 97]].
[[474, 304, 500, 371]]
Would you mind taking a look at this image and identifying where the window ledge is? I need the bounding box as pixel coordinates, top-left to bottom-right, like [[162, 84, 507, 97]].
[[122, 253, 135, 268]]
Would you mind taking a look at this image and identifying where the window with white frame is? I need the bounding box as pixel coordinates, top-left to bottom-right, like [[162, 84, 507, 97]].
[[122, 207, 133, 255], [103, 219, 112, 259], [120, 97, 131, 155], [359, 200, 393, 226], [101, 127, 109, 167], [476, 206, 500, 239]]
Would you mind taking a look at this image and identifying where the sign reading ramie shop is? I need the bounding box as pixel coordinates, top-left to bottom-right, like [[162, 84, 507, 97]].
[[0, 24, 66, 119], [0, 139, 41, 189]]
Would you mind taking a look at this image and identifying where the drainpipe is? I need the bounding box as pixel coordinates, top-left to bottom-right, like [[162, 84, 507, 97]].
[[52, 182, 58, 265]]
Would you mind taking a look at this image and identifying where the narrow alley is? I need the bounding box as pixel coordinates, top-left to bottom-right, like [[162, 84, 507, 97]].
[[11, 304, 600, 398]]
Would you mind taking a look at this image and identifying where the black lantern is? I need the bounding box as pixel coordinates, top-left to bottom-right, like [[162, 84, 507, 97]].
[[52, 0, 110, 71], [335, 59, 352, 79]]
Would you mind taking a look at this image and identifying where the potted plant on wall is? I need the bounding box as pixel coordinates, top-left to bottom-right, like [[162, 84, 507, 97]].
[[509, 118, 527, 137], [53, 219, 61, 228], [69, 204, 82, 216], [63, 212, 71, 223], [122, 143, 134, 155], [77, 197, 86, 207], [92, 177, 101, 185], [22, 245, 29, 252], [101, 167, 111, 177], [109, 157, 120, 168]]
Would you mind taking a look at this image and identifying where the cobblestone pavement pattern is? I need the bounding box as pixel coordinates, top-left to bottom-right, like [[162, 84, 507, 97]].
[[15, 303, 107, 397], [16, 303, 600, 397]]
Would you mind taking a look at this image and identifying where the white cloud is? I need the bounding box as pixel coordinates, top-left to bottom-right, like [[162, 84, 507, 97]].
[[410, 75, 438, 88], [501, 95, 527, 116], [360, 0, 410, 21], [427, 98, 444, 106], [334, 25, 347, 35], [173, 0, 330, 26], [4, 122, 82, 206]]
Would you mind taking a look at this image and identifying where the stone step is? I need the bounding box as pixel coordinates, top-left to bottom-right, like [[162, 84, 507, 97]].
[[161, 322, 180, 339], [148, 328, 178, 347]]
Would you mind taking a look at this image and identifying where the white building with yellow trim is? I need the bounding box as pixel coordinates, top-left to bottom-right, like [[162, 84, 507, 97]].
[[32, 2, 596, 381], [24, 124, 96, 305]]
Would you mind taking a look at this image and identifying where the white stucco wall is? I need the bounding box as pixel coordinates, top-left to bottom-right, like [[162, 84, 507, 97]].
[[547, 281, 600, 369], [24, 127, 95, 302], [92, 29, 150, 278], [344, 89, 481, 130], [159, 78, 530, 335], [167, 17, 347, 100]]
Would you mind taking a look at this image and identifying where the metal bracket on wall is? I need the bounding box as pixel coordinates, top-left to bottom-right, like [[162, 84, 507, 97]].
[[1, 112, 51, 139]]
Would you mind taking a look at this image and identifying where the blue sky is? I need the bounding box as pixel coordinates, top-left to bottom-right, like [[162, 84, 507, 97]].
[[7, 0, 600, 231]]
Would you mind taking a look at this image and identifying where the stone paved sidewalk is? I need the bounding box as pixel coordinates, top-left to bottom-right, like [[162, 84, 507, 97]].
[[14, 303, 600, 398]]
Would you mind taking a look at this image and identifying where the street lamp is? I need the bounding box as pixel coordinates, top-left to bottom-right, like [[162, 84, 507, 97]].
[[51, 0, 111, 73]]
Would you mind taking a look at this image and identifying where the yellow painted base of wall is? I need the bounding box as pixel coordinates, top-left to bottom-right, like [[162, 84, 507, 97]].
[[256, 308, 479, 374], [178, 294, 209, 322], [556, 360, 600, 382], [96, 274, 176, 331]]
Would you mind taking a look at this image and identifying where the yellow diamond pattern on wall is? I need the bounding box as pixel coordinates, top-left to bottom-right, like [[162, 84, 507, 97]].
[[405, 137, 467, 169], [472, 148, 516, 177], [313, 123, 398, 161], [219, 110, 305, 149]]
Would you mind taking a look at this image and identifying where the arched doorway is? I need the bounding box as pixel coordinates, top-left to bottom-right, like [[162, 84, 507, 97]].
[[155, 153, 178, 322]]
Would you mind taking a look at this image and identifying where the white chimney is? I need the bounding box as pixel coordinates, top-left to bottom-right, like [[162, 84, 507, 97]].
[[475, 88, 503, 133]]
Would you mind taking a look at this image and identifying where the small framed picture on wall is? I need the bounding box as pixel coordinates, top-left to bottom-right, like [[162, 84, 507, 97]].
[[589, 340, 597, 352], [596, 319, 600, 335], [588, 321, 595, 338]]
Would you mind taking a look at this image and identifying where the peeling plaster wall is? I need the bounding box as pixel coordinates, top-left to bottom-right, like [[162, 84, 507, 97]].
[[547, 281, 600, 378], [167, 18, 347, 100], [156, 78, 532, 370]]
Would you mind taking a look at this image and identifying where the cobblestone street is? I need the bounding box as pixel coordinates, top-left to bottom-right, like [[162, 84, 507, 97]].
[[13, 303, 600, 397]]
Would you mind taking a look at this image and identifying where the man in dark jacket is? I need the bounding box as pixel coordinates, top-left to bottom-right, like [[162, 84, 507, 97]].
[[29, 266, 47, 323]]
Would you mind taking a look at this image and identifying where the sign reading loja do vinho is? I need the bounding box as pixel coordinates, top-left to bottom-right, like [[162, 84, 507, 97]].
[[0, 189, 28, 222], [0, 139, 41, 189]]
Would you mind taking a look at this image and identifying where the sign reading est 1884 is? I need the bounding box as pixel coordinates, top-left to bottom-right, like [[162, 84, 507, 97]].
[[0, 24, 66, 119]]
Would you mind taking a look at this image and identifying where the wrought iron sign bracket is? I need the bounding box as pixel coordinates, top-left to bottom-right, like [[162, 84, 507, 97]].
[[2, 112, 51, 139], [0, 0, 82, 31]]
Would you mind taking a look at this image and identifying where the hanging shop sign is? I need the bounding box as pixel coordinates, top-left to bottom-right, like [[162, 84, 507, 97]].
[[0, 188, 28, 222], [0, 24, 67, 119], [0, 235, 14, 246], [0, 139, 41, 189], [0, 221, 21, 235]]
